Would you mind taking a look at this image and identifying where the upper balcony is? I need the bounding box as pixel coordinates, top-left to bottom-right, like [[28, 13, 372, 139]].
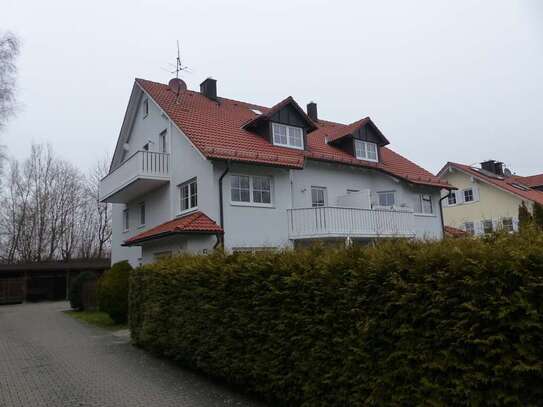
[[287, 206, 415, 240], [99, 151, 170, 203]]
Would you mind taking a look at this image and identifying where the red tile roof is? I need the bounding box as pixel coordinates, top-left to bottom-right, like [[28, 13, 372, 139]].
[[440, 162, 543, 205], [512, 174, 543, 188], [444, 225, 468, 238], [123, 211, 222, 246], [136, 78, 450, 189]]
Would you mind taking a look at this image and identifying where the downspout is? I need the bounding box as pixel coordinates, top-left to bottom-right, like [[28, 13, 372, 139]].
[[216, 161, 231, 248], [439, 190, 452, 238]]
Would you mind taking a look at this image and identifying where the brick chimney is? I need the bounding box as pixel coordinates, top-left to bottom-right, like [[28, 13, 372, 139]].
[[307, 102, 318, 122], [481, 160, 504, 176]]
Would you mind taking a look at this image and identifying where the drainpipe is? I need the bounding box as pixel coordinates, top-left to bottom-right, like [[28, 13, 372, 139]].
[[439, 190, 452, 238], [217, 161, 230, 248]]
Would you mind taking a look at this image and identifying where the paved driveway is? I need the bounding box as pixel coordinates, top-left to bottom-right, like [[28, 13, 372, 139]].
[[0, 302, 264, 407]]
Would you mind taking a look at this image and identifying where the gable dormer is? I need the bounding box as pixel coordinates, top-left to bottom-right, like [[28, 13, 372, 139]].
[[327, 118, 389, 163], [243, 96, 317, 151]]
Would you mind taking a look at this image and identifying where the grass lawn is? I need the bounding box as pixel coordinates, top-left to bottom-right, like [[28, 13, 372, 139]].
[[64, 310, 127, 330]]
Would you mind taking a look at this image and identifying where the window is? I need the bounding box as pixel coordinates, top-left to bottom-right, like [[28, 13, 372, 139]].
[[123, 208, 129, 231], [483, 219, 493, 234], [502, 218, 513, 232], [252, 176, 271, 204], [464, 221, 475, 235], [154, 251, 172, 261], [159, 130, 168, 153], [272, 123, 304, 149], [142, 98, 149, 118], [377, 191, 396, 207], [354, 140, 378, 162], [138, 202, 145, 226], [179, 178, 197, 212], [463, 188, 474, 203], [416, 194, 433, 214], [447, 191, 457, 205], [231, 175, 272, 205], [311, 186, 327, 207]]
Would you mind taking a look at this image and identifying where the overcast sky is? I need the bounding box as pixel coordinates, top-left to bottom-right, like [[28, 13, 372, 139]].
[[3, 0, 543, 175]]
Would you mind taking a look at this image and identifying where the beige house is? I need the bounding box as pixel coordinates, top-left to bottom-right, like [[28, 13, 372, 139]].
[[437, 160, 543, 235]]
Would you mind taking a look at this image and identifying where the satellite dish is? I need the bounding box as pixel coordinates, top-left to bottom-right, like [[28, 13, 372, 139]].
[[168, 78, 187, 94], [504, 168, 512, 177]]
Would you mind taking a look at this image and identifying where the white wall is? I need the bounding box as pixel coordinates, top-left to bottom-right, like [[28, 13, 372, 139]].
[[110, 89, 443, 266], [140, 234, 217, 264]]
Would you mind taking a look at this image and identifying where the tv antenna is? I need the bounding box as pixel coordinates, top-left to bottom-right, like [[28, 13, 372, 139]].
[[172, 41, 189, 78]]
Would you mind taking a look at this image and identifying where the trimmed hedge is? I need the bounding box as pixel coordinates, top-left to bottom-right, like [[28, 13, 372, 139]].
[[98, 260, 132, 324], [130, 231, 543, 406]]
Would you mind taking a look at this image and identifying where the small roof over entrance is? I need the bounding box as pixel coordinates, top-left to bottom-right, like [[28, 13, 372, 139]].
[[123, 211, 223, 246]]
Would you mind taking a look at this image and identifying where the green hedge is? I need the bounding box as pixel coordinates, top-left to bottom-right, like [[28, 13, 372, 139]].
[[68, 271, 96, 310], [129, 231, 543, 406], [98, 260, 132, 324]]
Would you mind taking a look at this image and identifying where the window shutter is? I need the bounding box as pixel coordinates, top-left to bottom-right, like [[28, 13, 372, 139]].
[[513, 218, 519, 232], [492, 219, 499, 231], [456, 190, 464, 204], [472, 185, 480, 202], [474, 221, 484, 235]]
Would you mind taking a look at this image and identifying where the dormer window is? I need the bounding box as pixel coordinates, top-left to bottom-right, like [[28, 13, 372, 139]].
[[354, 140, 378, 162], [272, 123, 304, 150]]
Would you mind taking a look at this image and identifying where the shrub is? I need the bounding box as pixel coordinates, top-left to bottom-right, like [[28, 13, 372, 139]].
[[130, 231, 543, 406], [68, 271, 96, 310], [98, 260, 132, 324]]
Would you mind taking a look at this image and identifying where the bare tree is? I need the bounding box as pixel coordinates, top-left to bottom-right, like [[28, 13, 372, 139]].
[[0, 143, 112, 263], [0, 31, 19, 130]]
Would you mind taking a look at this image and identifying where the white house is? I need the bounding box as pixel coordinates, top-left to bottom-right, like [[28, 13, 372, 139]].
[[100, 77, 451, 266]]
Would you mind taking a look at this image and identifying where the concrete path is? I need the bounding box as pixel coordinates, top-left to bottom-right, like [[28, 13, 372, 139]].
[[0, 302, 265, 407]]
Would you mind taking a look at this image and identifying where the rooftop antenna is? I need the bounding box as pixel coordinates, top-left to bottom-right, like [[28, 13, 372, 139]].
[[164, 41, 189, 103]]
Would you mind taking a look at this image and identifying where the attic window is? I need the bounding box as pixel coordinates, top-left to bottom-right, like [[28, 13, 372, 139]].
[[272, 123, 304, 150], [251, 108, 262, 115], [354, 140, 378, 162], [142, 98, 149, 118]]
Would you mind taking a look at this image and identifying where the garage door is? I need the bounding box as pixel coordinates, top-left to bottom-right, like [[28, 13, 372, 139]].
[[0, 278, 25, 305]]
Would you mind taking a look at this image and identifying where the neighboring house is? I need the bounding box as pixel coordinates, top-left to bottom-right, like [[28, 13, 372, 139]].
[[99, 77, 451, 266], [438, 160, 543, 235]]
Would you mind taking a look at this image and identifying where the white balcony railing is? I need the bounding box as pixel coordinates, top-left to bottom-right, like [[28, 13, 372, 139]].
[[99, 151, 170, 203], [288, 206, 415, 239]]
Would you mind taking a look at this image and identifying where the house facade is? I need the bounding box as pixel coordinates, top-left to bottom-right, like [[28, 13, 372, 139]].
[[438, 160, 543, 235], [100, 77, 450, 266]]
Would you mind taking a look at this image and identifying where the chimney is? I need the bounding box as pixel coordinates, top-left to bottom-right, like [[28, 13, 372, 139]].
[[200, 78, 217, 100], [307, 102, 318, 122], [481, 160, 504, 176]]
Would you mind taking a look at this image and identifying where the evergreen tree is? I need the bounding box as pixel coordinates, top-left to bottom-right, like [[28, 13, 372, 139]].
[[532, 202, 543, 229], [518, 201, 532, 230]]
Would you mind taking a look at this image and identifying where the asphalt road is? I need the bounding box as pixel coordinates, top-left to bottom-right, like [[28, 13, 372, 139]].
[[0, 301, 264, 407]]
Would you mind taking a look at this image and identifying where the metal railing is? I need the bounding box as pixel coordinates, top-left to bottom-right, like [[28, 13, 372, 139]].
[[287, 206, 415, 239]]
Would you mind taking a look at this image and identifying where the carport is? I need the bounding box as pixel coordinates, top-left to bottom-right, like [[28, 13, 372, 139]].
[[0, 259, 110, 304]]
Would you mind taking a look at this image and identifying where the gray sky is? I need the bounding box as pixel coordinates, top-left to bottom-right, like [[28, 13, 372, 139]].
[[3, 0, 543, 175]]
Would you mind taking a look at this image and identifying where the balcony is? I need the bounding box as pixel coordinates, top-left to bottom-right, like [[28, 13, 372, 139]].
[[287, 206, 415, 240], [99, 151, 170, 203]]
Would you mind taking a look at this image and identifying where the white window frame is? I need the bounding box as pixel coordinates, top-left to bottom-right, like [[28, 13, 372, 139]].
[[230, 174, 273, 207], [122, 208, 129, 232], [158, 129, 168, 153], [354, 140, 378, 162], [416, 194, 434, 215], [311, 186, 327, 207], [377, 191, 396, 207], [142, 98, 149, 118], [463, 188, 474, 203], [482, 219, 493, 234], [271, 123, 304, 150], [138, 202, 145, 227], [179, 178, 198, 214], [501, 217, 514, 232]]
